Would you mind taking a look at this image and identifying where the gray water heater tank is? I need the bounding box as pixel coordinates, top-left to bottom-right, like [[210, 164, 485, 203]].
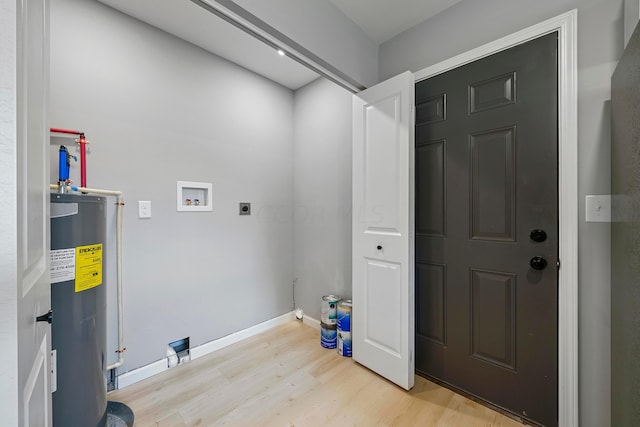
[[50, 193, 107, 427]]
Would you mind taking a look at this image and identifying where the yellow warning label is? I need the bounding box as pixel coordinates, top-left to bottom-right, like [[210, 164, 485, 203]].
[[75, 243, 103, 292]]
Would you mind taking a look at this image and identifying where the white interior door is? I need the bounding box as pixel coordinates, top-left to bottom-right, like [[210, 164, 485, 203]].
[[352, 71, 415, 390], [0, 0, 52, 425]]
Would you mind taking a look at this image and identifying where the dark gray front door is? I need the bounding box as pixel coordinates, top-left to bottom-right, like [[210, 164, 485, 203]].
[[415, 33, 558, 426]]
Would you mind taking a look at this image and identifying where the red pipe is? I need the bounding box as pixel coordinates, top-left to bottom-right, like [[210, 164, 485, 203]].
[[50, 127, 88, 187], [50, 127, 82, 135], [78, 134, 87, 187]]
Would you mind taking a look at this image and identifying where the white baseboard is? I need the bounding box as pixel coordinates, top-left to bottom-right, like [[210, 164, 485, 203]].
[[302, 314, 321, 330], [190, 311, 294, 360], [116, 311, 295, 390], [117, 358, 167, 389]]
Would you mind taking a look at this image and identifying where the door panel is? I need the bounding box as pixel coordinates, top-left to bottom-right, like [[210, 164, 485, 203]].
[[416, 94, 446, 124], [415, 33, 558, 426], [469, 269, 516, 370], [415, 263, 446, 345], [470, 126, 516, 241], [363, 96, 403, 233], [353, 71, 414, 390], [364, 260, 402, 354], [415, 140, 446, 236], [469, 72, 516, 113]]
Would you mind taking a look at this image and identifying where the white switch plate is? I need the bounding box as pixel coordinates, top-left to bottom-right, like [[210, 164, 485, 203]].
[[585, 195, 611, 222], [138, 200, 152, 218]]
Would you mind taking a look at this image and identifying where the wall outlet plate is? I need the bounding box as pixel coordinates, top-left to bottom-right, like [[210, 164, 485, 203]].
[[585, 195, 611, 222], [239, 202, 251, 215]]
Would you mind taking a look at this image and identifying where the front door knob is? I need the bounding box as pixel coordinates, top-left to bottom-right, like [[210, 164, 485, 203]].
[[530, 256, 547, 271]]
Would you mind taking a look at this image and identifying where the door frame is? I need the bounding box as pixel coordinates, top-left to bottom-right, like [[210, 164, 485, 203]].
[[0, 0, 20, 425], [412, 10, 578, 427]]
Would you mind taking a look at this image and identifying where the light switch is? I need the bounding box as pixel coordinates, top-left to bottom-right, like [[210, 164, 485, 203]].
[[138, 201, 152, 219], [585, 195, 611, 222]]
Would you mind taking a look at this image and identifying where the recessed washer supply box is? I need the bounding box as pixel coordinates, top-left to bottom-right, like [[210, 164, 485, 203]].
[[177, 181, 212, 212]]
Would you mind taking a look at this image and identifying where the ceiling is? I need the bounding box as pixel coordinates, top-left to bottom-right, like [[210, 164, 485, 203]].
[[329, 0, 463, 43], [97, 0, 462, 90]]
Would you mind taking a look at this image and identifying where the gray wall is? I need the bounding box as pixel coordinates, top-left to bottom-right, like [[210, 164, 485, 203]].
[[50, 0, 295, 372], [379, 1, 623, 426], [293, 78, 353, 320]]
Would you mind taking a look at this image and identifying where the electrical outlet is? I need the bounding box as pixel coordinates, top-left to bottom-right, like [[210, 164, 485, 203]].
[[239, 202, 251, 215], [138, 201, 152, 219]]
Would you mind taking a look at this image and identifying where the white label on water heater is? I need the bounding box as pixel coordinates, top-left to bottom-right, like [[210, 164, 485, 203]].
[[50, 248, 76, 283]]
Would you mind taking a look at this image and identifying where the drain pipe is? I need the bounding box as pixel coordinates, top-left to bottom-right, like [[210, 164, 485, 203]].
[[50, 184, 127, 370]]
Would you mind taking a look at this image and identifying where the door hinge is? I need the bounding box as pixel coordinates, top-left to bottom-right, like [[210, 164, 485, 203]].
[[51, 349, 57, 393], [556, 260, 561, 269]]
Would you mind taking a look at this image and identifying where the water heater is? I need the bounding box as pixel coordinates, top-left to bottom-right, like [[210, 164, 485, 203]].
[[50, 193, 107, 427]]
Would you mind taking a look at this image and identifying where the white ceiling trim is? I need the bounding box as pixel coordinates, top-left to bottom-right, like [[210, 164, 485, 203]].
[[192, 0, 365, 92]]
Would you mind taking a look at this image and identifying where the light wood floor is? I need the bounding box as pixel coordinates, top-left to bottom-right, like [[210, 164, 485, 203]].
[[109, 321, 523, 427]]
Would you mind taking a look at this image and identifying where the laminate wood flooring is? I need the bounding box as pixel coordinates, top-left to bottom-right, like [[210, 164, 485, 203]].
[[108, 320, 524, 427]]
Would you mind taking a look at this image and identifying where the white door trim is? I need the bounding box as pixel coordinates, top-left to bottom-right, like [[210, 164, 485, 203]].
[[413, 10, 578, 427]]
